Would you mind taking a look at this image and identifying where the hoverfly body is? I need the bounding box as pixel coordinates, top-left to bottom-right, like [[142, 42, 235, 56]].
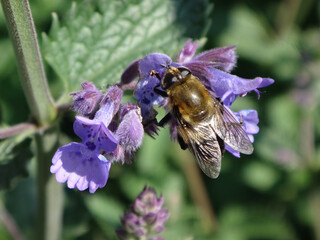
[[150, 64, 253, 178]]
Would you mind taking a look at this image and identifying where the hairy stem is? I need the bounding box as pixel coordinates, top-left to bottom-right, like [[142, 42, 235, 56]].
[[0, 0, 57, 125], [0, 123, 36, 140]]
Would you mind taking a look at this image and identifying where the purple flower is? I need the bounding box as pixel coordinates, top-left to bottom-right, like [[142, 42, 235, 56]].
[[132, 187, 164, 215], [116, 187, 169, 240], [132, 39, 274, 157], [52, 83, 145, 192], [134, 53, 171, 115], [70, 82, 103, 116], [131, 53, 172, 136], [50, 109, 118, 193], [182, 43, 237, 73], [205, 68, 274, 108], [176, 39, 198, 63], [108, 103, 144, 164], [50, 143, 112, 193], [120, 59, 140, 90], [51, 86, 129, 193]]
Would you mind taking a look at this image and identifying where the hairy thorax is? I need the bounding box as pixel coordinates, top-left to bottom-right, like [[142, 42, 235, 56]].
[[168, 78, 214, 123]]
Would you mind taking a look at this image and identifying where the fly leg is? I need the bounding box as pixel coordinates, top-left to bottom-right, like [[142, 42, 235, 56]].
[[150, 70, 168, 97], [158, 113, 171, 127], [154, 84, 168, 97], [178, 134, 188, 150], [158, 112, 187, 150]]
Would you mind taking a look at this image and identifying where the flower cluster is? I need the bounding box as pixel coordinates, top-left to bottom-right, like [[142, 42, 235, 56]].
[[121, 39, 274, 157], [51, 39, 274, 193], [50, 85, 144, 193], [116, 187, 169, 240]]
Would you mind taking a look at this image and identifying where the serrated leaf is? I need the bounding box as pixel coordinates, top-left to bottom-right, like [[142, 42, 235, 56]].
[[42, 0, 211, 101]]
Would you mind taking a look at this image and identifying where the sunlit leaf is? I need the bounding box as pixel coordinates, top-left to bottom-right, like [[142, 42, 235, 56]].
[[42, 0, 211, 102]]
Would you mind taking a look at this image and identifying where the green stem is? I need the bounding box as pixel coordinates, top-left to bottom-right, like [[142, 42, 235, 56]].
[[35, 126, 63, 240], [178, 148, 218, 233], [0, 0, 57, 125]]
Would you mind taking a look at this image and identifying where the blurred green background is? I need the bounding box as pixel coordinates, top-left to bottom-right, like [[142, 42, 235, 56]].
[[0, 0, 320, 239]]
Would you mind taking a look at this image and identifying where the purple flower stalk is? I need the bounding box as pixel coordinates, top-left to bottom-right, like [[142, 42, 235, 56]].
[[116, 187, 169, 240], [51, 85, 144, 193], [122, 39, 274, 157]]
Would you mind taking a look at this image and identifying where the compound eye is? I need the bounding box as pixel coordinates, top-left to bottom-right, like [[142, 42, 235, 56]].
[[178, 67, 191, 78], [162, 73, 178, 89]]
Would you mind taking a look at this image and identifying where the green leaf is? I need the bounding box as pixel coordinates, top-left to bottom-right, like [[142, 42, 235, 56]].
[[0, 137, 33, 190], [42, 0, 211, 102], [0, 124, 35, 190], [0, 124, 36, 163]]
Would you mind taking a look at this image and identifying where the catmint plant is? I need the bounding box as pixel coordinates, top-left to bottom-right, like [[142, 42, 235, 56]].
[[0, 0, 276, 239], [116, 187, 169, 240]]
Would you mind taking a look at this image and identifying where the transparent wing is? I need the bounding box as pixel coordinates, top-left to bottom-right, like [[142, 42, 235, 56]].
[[211, 98, 253, 154], [177, 120, 222, 179]]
